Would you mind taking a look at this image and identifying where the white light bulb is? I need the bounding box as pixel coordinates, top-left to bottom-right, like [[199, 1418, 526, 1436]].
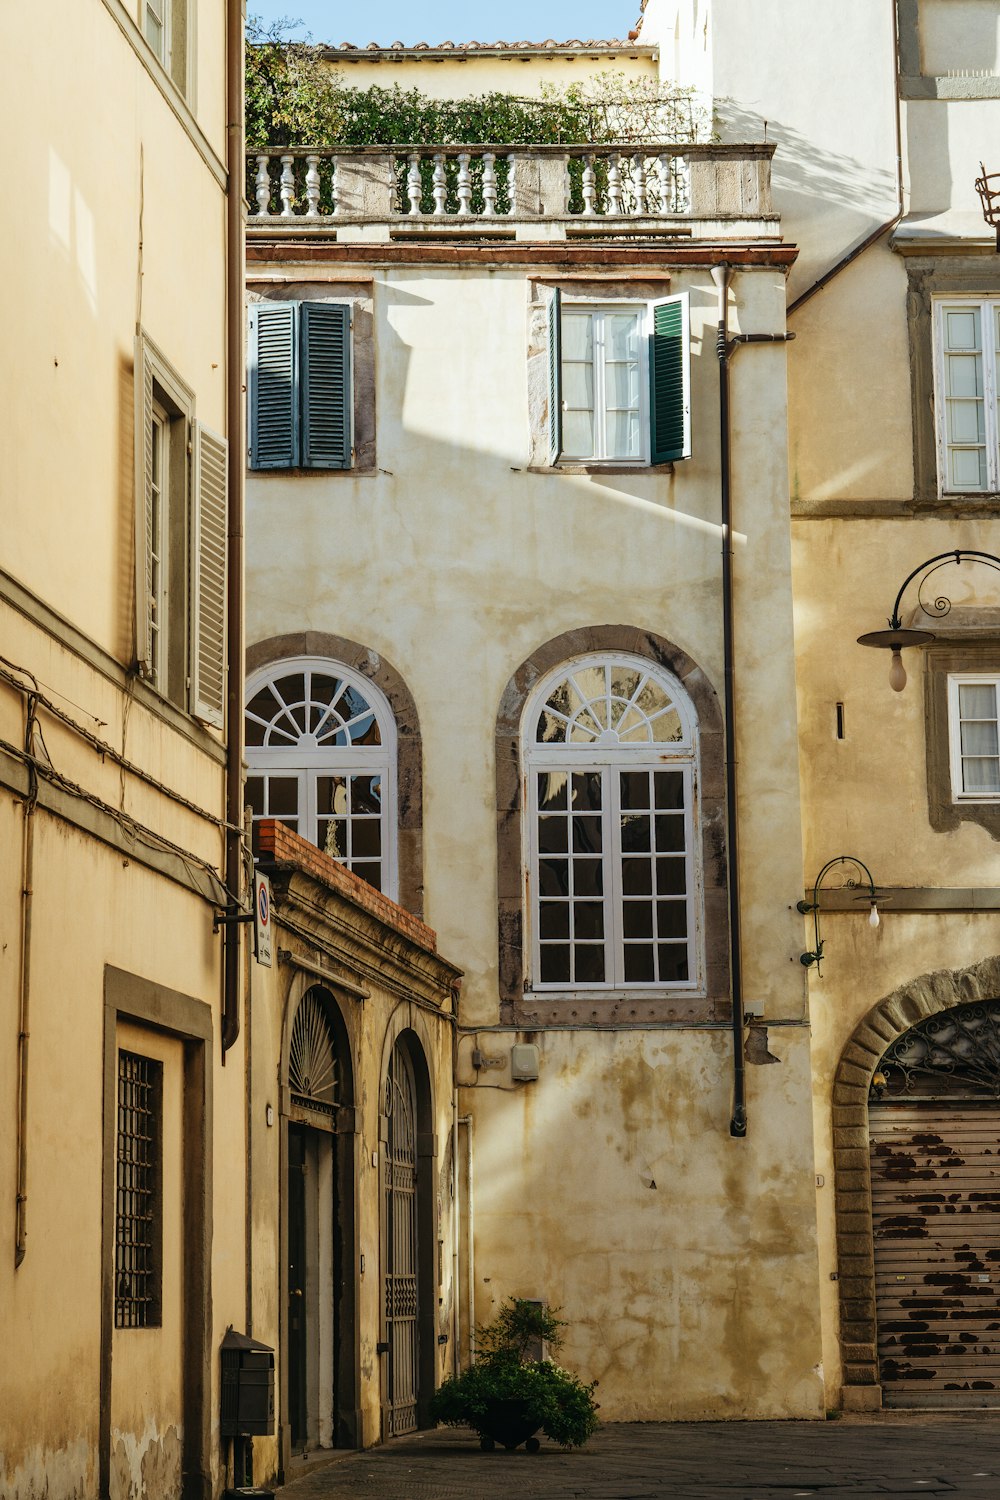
[[869, 902, 880, 929], [889, 649, 907, 693]]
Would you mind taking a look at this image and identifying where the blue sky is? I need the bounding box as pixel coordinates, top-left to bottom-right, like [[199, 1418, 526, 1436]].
[[246, 2, 641, 46]]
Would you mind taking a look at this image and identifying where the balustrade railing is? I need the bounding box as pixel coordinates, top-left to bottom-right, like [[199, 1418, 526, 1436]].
[[245, 143, 775, 228]]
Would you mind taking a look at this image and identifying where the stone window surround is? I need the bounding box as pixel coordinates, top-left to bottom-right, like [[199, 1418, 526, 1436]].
[[495, 624, 731, 1028], [246, 281, 376, 474], [247, 632, 425, 918], [924, 618, 1000, 840], [907, 258, 1000, 506], [897, 0, 1000, 99], [832, 953, 1000, 1410], [99, 966, 212, 1498]]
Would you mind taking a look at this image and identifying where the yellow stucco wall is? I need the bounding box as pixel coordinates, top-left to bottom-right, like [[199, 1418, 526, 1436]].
[[0, 2, 238, 1495]]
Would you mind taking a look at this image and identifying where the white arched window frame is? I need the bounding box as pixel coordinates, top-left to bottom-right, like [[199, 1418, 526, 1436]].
[[523, 653, 702, 993], [245, 657, 398, 900]]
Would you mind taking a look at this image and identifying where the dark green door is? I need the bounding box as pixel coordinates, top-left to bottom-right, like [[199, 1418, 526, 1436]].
[[288, 1123, 308, 1451]]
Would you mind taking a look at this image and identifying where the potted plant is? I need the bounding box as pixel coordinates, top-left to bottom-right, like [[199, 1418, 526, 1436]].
[[431, 1298, 599, 1452]]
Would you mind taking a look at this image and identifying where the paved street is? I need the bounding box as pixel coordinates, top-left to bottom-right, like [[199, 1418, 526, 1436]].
[[277, 1415, 1000, 1499]]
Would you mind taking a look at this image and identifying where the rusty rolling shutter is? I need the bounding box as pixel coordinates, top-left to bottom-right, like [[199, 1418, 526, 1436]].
[[871, 1101, 1000, 1408]]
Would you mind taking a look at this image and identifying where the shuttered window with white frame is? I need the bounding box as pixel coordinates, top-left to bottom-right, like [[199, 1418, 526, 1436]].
[[546, 291, 690, 466], [134, 331, 228, 727]]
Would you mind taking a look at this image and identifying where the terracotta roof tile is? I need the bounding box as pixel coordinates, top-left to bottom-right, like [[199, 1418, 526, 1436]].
[[325, 37, 650, 54]]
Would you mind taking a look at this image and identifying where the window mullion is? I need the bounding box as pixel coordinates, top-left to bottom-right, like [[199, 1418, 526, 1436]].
[[304, 771, 318, 847], [606, 767, 623, 986], [594, 313, 607, 462]]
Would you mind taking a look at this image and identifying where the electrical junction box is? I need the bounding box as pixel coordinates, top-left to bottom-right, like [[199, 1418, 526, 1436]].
[[510, 1044, 540, 1081]]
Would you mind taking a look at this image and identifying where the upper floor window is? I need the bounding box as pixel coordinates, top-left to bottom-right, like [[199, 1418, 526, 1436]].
[[245, 658, 396, 896], [934, 299, 1000, 494], [948, 674, 1000, 799], [135, 333, 228, 726], [139, 0, 190, 96], [524, 654, 700, 992], [248, 302, 353, 471], [548, 291, 690, 467]]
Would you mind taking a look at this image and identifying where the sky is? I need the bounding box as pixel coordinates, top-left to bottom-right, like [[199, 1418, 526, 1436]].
[[245, 2, 641, 46]]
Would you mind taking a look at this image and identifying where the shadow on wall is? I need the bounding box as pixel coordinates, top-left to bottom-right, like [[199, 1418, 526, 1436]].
[[716, 100, 903, 292]]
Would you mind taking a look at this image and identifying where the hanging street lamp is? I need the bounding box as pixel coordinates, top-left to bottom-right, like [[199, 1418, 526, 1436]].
[[857, 549, 1000, 691]]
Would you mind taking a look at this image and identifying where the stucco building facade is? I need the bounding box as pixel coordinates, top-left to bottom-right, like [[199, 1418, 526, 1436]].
[[243, 0, 1000, 1456], [0, 1, 246, 1496]]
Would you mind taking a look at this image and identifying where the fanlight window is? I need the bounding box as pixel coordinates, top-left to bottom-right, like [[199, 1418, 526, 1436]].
[[245, 658, 396, 898], [289, 989, 339, 1117], [871, 1001, 1000, 1101], [525, 654, 699, 992]]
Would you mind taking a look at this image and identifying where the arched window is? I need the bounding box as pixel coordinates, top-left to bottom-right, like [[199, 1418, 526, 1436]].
[[524, 653, 701, 991], [245, 657, 396, 898]]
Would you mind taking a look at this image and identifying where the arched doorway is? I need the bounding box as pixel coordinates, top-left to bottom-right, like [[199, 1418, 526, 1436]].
[[830, 956, 1000, 1410], [380, 1030, 434, 1437], [869, 1001, 1000, 1407], [282, 986, 358, 1457]]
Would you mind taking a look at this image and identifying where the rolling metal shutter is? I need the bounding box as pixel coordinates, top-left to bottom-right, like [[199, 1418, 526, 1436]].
[[871, 1100, 1000, 1407]]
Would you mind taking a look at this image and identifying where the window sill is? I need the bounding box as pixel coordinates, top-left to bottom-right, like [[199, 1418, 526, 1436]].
[[508, 987, 719, 1030], [248, 466, 376, 478], [524, 463, 675, 476]]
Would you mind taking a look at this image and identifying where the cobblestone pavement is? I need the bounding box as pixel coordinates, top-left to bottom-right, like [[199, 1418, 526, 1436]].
[[276, 1415, 1000, 1500]]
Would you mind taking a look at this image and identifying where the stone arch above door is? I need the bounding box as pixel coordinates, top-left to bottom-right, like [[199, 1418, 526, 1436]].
[[833, 954, 1000, 1407]]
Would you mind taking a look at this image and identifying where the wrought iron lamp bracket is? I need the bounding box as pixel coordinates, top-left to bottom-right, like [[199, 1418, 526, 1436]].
[[796, 854, 879, 975], [858, 549, 1000, 690]]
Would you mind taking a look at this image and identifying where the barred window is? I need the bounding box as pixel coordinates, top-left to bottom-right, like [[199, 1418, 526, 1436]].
[[115, 1050, 162, 1328]]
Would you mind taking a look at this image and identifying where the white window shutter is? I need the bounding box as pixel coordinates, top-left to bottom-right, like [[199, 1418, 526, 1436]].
[[133, 334, 154, 675], [190, 422, 228, 728]]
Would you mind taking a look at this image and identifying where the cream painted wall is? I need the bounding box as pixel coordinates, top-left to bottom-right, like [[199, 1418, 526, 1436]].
[[462, 1027, 823, 1419], [245, 252, 824, 1417], [787, 245, 914, 505], [319, 53, 658, 101], [0, 816, 246, 1498], [653, 0, 900, 302], [0, 2, 227, 653], [0, 2, 239, 1495]]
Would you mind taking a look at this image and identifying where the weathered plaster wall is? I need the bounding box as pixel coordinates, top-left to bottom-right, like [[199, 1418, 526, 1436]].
[[461, 1026, 823, 1419], [0, 813, 247, 1499], [245, 253, 824, 1417]]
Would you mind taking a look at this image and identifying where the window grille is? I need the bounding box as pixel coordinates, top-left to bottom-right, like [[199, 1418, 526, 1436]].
[[115, 1050, 162, 1328]]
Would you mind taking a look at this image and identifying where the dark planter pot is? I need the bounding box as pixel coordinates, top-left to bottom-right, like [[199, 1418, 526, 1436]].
[[475, 1399, 541, 1452]]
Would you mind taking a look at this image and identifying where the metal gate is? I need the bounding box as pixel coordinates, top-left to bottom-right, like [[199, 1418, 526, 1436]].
[[870, 1002, 1000, 1408], [383, 1041, 419, 1436]]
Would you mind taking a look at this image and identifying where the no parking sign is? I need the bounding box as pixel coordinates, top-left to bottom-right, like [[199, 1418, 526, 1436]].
[[254, 870, 273, 968]]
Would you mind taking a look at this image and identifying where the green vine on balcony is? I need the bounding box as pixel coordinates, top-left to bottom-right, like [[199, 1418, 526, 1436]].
[[246, 15, 710, 150]]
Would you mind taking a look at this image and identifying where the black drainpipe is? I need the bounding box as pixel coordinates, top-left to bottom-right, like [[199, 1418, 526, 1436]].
[[222, 0, 245, 1058], [712, 264, 795, 1138]]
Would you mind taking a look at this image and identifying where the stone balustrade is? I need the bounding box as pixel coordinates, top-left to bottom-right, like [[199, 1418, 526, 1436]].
[[245, 143, 776, 236]]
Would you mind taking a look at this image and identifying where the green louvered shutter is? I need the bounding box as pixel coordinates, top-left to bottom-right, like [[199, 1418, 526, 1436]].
[[547, 288, 562, 465], [190, 422, 228, 728], [249, 302, 298, 468], [649, 293, 691, 464], [301, 302, 352, 469], [133, 334, 155, 676]]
